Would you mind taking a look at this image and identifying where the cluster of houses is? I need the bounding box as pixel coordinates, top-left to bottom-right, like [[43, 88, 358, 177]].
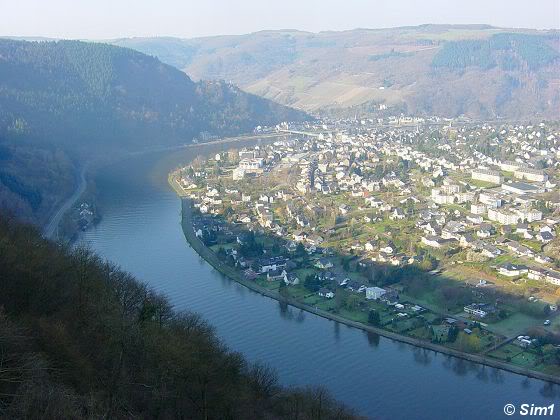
[[464, 303, 496, 318], [76, 202, 95, 230], [180, 118, 559, 301]]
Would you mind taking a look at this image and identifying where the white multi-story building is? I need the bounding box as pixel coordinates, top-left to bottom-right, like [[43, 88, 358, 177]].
[[479, 192, 502, 208], [488, 206, 542, 224], [514, 168, 548, 183], [470, 203, 487, 215], [498, 161, 524, 172], [546, 271, 560, 286], [433, 194, 455, 205], [440, 184, 460, 195], [431, 185, 461, 205], [515, 208, 542, 223], [239, 158, 265, 171], [472, 168, 503, 184], [455, 192, 475, 203], [487, 208, 520, 225]]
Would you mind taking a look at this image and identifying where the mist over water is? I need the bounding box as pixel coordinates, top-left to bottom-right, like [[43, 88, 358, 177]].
[[77, 145, 560, 418]]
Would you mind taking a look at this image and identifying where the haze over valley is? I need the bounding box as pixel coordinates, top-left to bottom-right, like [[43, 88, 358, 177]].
[[1, 1, 560, 418], [113, 25, 560, 118], [0, 39, 308, 223]]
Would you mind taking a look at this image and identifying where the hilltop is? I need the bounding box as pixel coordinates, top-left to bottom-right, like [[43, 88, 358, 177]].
[[113, 25, 560, 119]]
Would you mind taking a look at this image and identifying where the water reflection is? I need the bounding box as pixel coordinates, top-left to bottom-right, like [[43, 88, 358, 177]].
[[541, 382, 560, 399], [490, 367, 505, 384], [412, 348, 432, 366], [278, 301, 291, 320], [476, 365, 489, 383], [365, 331, 380, 348], [440, 354, 505, 382], [276, 302, 307, 325], [334, 321, 340, 342]]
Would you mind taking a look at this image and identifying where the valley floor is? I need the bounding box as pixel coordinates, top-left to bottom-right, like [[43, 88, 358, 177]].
[[172, 175, 560, 384]]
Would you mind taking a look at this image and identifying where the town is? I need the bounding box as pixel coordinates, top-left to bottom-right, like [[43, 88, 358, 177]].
[[171, 117, 560, 377]]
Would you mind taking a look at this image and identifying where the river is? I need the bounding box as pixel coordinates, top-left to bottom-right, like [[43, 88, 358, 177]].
[[76, 143, 560, 419]]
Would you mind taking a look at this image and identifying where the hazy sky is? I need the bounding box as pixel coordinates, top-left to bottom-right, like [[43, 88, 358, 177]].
[[2, 0, 559, 39]]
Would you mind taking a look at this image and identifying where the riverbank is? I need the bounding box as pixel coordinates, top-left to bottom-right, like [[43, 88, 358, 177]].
[[43, 163, 89, 240], [43, 132, 288, 241], [174, 186, 560, 385], [59, 140, 558, 418]]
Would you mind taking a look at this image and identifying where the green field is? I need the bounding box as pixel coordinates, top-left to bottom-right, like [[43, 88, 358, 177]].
[[488, 312, 545, 337]]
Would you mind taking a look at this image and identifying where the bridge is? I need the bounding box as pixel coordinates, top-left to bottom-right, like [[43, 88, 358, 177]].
[[278, 129, 326, 138]]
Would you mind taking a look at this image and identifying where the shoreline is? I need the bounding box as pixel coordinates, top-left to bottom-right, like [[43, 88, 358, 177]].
[[43, 163, 89, 240], [42, 132, 287, 240], [173, 184, 560, 386]]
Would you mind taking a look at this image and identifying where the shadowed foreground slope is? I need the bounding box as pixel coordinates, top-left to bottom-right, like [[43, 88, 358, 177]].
[[0, 216, 360, 419]]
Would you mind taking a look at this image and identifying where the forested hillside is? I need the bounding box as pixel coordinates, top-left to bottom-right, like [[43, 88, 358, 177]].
[[0, 216, 359, 419], [0, 143, 76, 226], [0, 39, 308, 225], [113, 25, 560, 118], [0, 39, 307, 150], [431, 33, 559, 70]]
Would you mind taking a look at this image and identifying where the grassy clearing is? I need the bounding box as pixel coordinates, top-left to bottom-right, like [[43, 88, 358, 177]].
[[489, 312, 545, 337], [511, 351, 539, 368], [489, 343, 524, 361], [468, 179, 499, 189], [521, 240, 543, 253]]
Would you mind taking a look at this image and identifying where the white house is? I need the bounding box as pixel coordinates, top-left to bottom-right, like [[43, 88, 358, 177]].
[[497, 263, 528, 277], [464, 304, 488, 318], [318, 288, 335, 299], [366, 287, 387, 300]]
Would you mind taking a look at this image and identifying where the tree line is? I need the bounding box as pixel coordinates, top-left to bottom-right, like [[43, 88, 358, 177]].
[[432, 33, 559, 71], [0, 215, 361, 419]]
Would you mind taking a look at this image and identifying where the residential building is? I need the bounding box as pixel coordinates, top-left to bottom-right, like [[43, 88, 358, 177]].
[[464, 304, 488, 318], [487, 208, 519, 225], [472, 168, 503, 184], [365, 287, 387, 300], [514, 168, 548, 183]]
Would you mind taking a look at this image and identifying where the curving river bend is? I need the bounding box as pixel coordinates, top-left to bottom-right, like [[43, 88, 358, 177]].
[[77, 142, 559, 419]]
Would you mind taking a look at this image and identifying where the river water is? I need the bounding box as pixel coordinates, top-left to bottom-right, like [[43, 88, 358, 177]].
[[77, 143, 559, 419]]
